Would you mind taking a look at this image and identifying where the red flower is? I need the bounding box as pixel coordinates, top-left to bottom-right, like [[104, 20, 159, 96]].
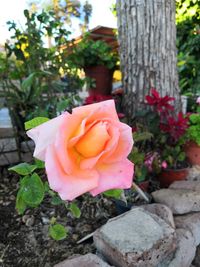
[[132, 126, 137, 133], [145, 88, 175, 113], [84, 94, 113, 105], [160, 112, 189, 141]]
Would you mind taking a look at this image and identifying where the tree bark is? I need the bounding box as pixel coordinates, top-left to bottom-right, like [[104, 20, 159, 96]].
[[116, 0, 181, 120]]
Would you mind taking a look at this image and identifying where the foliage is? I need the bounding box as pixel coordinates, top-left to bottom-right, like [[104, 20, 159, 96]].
[[49, 223, 67, 241], [67, 34, 119, 70], [176, 0, 200, 95], [30, 0, 92, 33], [132, 89, 189, 170], [0, 9, 82, 139], [10, 158, 81, 240], [129, 131, 153, 183], [25, 117, 50, 130], [103, 189, 123, 199], [187, 113, 200, 145]]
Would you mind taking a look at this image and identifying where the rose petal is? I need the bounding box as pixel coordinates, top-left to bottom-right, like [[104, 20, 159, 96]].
[[102, 122, 133, 163], [27, 112, 68, 160], [75, 122, 110, 158], [79, 125, 120, 170], [73, 100, 119, 121], [90, 159, 134, 196], [54, 114, 84, 174], [45, 145, 99, 201]]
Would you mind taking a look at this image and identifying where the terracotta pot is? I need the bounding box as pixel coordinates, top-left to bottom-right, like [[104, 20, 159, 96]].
[[184, 141, 200, 166], [84, 65, 114, 96], [157, 168, 189, 188]]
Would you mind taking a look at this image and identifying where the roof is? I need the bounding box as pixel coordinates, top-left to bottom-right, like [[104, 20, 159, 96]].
[[75, 26, 119, 51]]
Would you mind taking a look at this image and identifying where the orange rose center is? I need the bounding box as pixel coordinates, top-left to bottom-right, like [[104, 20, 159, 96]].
[[75, 122, 110, 158]]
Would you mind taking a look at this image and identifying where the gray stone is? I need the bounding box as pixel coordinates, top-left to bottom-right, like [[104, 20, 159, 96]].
[[0, 151, 19, 166], [152, 188, 200, 214], [170, 180, 200, 191], [175, 213, 200, 246], [20, 140, 35, 152], [0, 127, 14, 138], [54, 253, 112, 267], [21, 152, 33, 162], [140, 203, 175, 228], [187, 165, 200, 181], [0, 138, 17, 152], [168, 229, 196, 267], [93, 208, 176, 267]]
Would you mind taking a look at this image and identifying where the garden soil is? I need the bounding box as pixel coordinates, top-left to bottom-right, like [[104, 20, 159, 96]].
[[0, 168, 116, 267]]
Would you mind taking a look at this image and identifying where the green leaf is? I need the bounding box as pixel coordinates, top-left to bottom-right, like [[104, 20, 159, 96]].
[[9, 163, 37, 176], [16, 189, 27, 215], [21, 73, 36, 91], [56, 99, 71, 113], [21, 173, 45, 207], [103, 189, 123, 199], [49, 224, 67, 241], [24, 9, 29, 18], [136, 166, 148, 183], [51, 196, 63, 205], [44, 181, 50, 192], [48, 190, 56, 197], [34, 159, 45, 169], [25, 117, 49, 130], [69, 202, 81, 218], [133, 132, 153, 142], [178, 151, 186, 162]]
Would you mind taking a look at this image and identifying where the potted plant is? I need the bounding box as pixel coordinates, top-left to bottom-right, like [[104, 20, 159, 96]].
[[135, 89, 190, 187], [184, 104, 200, 165], [67, 34, 119, 96]]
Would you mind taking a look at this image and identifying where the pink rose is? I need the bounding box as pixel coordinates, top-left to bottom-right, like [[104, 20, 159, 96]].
[[27, 100, 134, 200]]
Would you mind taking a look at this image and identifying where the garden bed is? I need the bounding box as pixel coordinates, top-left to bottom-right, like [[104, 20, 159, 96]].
[[0, 167, 118, 267]]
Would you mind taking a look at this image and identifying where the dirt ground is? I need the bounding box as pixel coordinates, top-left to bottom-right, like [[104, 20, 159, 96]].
[[0, 167, 117, 267]]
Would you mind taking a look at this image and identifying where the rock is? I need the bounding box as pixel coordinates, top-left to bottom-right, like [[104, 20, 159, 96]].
[[167, 229, 196, 267], [0, 152, 19, 166], [41, 217, 50, 225], [187, 165, 200, 181], [175, 213, 200, 246], [140, 203, 175, 228], [72, 234, 79, 242], [93, 208, 176, 267], [170, 180, 200, 191], [20, 140, 35, 152], [21, 152, 33, 162], [22, 215, 35, 227], [152, 188, 200, 214], [54, 253, 112, 267], [25, 217, 35, 227], [0, 138, 17, 152]]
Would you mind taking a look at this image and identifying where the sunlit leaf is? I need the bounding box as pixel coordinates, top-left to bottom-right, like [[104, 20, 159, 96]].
[[49, 224, 67, 241]]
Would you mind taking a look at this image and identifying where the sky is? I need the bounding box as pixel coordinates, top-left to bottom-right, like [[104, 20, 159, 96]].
[[0, 0, 117, 44]]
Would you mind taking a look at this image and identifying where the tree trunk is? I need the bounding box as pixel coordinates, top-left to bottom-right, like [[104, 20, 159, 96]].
[[116, 0, 181, 120]]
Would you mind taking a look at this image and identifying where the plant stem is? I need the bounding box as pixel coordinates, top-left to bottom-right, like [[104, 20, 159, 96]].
[[132, 182, 150, 203]]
